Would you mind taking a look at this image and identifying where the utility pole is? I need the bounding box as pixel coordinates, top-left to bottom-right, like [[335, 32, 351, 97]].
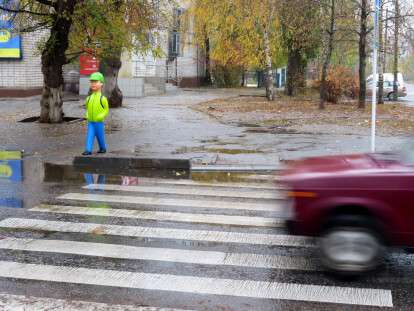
[[371, 0, 381, 152], [393, 0, 399, 101], [378, 1, 384, 104]]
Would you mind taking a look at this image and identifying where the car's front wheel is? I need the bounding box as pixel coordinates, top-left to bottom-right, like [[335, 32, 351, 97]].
[[320, 215, 385, 275]]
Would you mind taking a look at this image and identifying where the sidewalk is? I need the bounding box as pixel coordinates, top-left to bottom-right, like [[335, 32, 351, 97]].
[[0, 88, 409, 167]]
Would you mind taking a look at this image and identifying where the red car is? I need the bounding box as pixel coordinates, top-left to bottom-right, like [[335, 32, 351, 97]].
[[280, 151, 414, 275]]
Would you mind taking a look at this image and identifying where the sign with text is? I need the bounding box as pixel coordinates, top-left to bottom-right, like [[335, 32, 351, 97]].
[[80, 54, 100, 75], [0, 0, 21, 59]]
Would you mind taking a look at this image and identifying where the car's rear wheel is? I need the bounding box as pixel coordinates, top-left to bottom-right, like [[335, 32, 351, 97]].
[[320, 215, 385, 276], [387, 92, 394, 101]]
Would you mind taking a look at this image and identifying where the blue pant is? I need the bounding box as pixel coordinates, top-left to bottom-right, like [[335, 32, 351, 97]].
[[85, 122, 107, 153]]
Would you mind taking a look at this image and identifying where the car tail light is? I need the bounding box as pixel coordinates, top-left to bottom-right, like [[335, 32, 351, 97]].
[[287, 191, 317, 198]]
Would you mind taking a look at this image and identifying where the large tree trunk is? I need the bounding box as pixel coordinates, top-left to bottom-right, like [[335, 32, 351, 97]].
[[285, 49, 306, 96], [263, 27, 275, 101], [378, 2, 384, 104], [358, 0, 368, 109], [393, 0, 399, 101], [39, 0, 78, 123], [320, 0, 336, 110], [100, 51, 123, 108]]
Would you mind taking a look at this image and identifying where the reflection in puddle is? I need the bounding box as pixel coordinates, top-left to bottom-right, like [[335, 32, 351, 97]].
[[43, 162, 190, 184], [84, 174, 106, 186], [0, 151, 23, 208]]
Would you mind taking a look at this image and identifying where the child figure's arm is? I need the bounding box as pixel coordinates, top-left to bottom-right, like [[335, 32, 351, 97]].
[[84, 96, 90, 120]]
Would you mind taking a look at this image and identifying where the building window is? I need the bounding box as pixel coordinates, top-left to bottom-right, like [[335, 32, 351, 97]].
[[168, 32, 180, 58], [169, 7, 184, 59]]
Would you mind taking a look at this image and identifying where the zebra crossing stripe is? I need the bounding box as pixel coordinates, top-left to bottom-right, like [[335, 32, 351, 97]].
[[134, 177, 279, 189], [58, 193, 283, 212], [0, 238, 318, 271], [0, 218, 315, 247], [0, 261, 393, 307], [83, 184, 283, 200], [30, 205, 285, 228], [0, 292, 192, 311]]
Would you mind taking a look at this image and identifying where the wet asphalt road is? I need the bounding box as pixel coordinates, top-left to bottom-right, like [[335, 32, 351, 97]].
[[0, 158, 413, 310]]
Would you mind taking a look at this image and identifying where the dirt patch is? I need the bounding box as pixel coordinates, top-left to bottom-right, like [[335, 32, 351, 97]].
[[193, 94, 414, 136]]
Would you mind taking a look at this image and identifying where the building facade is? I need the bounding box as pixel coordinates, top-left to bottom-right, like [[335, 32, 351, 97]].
[[0, 29, 45, 97]]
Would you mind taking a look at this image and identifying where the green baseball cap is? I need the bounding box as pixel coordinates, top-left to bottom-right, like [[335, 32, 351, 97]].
[[89, 72, 105, 83]]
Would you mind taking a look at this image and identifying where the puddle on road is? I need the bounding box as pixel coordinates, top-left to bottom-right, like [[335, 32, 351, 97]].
[[43, 163, 270, 185], [0, 150, 277, 211], [43, 163, 190, 184]]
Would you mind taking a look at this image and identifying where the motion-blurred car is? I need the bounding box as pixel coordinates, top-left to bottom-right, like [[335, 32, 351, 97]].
[[281, 148, 414, 275]]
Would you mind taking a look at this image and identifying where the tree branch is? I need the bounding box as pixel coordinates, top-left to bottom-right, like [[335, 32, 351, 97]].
[[19, 21, 50, 33], [65, 51, 83, 64], [0, 5, 49, 16], [34, 0, 54, 7]]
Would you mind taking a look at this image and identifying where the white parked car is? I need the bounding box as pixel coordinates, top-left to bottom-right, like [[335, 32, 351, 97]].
[[367, 73, 407, 100]]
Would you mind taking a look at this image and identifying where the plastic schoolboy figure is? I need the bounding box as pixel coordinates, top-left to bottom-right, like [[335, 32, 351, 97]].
[[82, 72, 109, 156]]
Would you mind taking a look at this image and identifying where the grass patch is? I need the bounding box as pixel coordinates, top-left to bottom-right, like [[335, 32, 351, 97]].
[[194, 94, 414, 134]]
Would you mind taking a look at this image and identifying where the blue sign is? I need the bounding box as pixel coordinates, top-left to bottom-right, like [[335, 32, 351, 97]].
[[0, 0, 21, 59]]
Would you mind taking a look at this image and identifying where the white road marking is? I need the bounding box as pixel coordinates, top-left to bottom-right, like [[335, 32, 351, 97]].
[[84, 184, 283, 199], [0, 292, 192, 311], [0, 218, 315, 247], [58, 193, 283, 212], [134, 177, 279, 189], [0, 238, 318, 271], [0, 261, 393, 307], [30, 205, 285, 228]]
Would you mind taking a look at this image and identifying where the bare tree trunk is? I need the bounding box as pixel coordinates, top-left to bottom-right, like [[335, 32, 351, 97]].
[[100, 52, 123, 108], [39, 0, 78, 123], [263, 28, 275, 101], [320, 0, 336, 110], [393, 0, 399, 101], [358, 0, 369, 109], [204, 36, 212, 85], [384, 8, 389, 71], [378, 2, 384, 104], [285, 49, 306, 96]]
